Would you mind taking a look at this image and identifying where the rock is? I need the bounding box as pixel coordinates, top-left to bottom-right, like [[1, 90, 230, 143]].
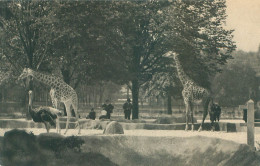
[[103, 121, 124, 135], [80, 119, 109, 130]]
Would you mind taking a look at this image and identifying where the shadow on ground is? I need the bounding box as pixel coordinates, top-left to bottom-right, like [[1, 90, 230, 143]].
[[0, 129, 260, 166]]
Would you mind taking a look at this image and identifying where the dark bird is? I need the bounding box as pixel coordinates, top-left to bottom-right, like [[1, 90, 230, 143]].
[[28, 90, 61, 133]]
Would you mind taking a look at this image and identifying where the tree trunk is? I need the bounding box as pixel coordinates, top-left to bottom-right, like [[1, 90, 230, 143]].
[[83, 86, 87, 106], [45, 87, 48, 106], [99, 84, 104, 106], [127, 85, 129, 99], [93, 87, 96, 107], [61, 69, 71, 85], [132, 79, 139, 119], [26, 51, 34, 119], [167, 92, 172, 115], [131, 47, 141, 119], [88, 91, 91, 106], [1, 87, 5, 102]]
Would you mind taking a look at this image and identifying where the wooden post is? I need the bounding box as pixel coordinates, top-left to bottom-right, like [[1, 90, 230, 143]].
[[247, 99, 255, 149]]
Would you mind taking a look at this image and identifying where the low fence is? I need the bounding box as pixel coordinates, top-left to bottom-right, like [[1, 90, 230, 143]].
[[0, 101, 259, 121], [0, 100, 259, 150]]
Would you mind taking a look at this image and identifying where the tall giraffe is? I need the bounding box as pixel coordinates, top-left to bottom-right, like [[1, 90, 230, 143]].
[[18, 68, 81, 134], [167, 51, 211, 131]]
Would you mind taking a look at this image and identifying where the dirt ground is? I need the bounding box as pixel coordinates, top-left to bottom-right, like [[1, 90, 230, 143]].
[[1, 118, 260, 166]]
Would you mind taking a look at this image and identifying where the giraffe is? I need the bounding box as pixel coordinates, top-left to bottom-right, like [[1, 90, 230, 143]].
[[167, 51, 212, 131], [18, 68, 81, 134]]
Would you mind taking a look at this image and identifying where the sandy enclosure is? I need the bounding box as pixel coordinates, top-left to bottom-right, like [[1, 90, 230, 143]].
[[1, 127, 260, 146]]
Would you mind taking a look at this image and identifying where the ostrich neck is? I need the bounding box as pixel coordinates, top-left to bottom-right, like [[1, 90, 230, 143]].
[[28, 94, 34, 115], [28, 104, 34, 116]]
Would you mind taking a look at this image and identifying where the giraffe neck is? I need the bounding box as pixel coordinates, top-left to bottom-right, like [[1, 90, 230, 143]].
[[174, 55, 191, 86], [31, 70, 62, 88]]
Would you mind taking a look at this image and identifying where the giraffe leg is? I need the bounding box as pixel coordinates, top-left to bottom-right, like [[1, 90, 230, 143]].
[[54, 99, 61, 134], [211, 122, 215, 132], [190, 102, 194, 131], [54, 101, 61, 134], [64, 102, 71, 135], [77, 121, 81, 135], [198, 99, 210, 132], [71, 102, 81, 134], [211, 119, 216, 131], [185, 103, 189, 131], [50, 89, 61, 134], [198, 110, 207, 132], [56, 117, 61, 134]]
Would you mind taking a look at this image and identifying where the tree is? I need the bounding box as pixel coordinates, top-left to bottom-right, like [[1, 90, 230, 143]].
[[107, 1, 172, 119], [142, 62, 183, 114], [125, 0, 235, 118], [98, 0, 235, 119], [0, 1, 236, 119], [0, 1, 56, 86], [152, 0, 236, 88], [142, 0, 236, 115], [0, 1, 132, 109], [50, 1, 129, 90], [212, 63, 259, 106]]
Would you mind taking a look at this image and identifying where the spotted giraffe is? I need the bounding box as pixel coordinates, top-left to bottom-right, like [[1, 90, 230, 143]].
[[166, 51, 212, 131], [18, 68, 81, 134]]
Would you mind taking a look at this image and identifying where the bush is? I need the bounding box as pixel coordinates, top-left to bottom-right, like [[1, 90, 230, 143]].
[[0, 129, 117, 166], [1, 129, 48, 166], [37, 133, 84, 156]]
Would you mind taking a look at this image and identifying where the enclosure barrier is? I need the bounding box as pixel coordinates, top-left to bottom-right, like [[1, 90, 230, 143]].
[[247, 99, 254, 149]]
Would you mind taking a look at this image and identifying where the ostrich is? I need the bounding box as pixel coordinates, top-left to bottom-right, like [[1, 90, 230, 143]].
[[28, 90, 61, 133]]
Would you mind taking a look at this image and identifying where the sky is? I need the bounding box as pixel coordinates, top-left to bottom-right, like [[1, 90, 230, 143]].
[[226, 0, 260, 52]]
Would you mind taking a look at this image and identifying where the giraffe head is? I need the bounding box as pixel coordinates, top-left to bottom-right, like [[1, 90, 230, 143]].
[[172, 52, 178, 60], [18, 68, 34, 80]]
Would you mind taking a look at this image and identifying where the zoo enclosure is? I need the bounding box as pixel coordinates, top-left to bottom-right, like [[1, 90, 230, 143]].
[[0, 100, 258, 120]]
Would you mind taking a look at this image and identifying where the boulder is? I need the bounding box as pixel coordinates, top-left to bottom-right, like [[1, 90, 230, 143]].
[[103, 121, 124, 135], [80, 119, 109, 130]]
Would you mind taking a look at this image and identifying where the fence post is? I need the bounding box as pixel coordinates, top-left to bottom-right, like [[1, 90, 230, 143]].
[[247, 99, 255, 149]]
